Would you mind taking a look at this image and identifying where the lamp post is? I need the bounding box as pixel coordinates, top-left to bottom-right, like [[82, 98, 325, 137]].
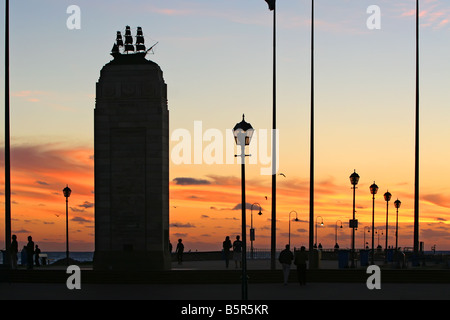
[[315, 216, 323, 248], [364, 226, 371, 249], [233, 114, 254, 301], [375, 228, 383, 249], [335, 220, 342, 248], [263, 0, 277, 271], [4, 0, 11, 268], [63, 185, 72, 265], [370, 182, 378, 264], [288, 210, 299, 248], [384, 190, 392, 262], [394, 199, 401, 251], [250, 203, 262, 259], [349, 170, 359, 267]]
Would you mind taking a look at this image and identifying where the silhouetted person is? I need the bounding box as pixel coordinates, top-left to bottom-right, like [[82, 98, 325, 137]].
[[26, 236, 34, 270], [279, 244, 294, 285], [176, 239, 184, 265], [34, 245, 41, 267], [294, 246, 308, 285], [232, 235, 242, 269], [10, 235, 18, 269], [223, 236, 232, 268], [169, 241, 172, 253], [21, 246, 27, 267]]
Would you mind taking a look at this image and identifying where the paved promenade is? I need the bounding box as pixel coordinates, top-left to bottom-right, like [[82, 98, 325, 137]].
[[1, 259, 449, 300]]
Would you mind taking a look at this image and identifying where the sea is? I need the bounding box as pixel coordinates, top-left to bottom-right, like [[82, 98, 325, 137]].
[[0, 251, 94, 265]]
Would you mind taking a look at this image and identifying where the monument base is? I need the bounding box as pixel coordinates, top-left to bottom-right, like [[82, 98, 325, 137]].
[[93, 250, 171, 271]]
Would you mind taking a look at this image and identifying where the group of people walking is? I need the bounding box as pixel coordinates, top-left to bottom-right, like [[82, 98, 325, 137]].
[[171, 236, 310, 285], [222, 235, 244, 269], [9, 235, 42, 270], [279, 244, 308, 285], [222, 236, 308, 285]]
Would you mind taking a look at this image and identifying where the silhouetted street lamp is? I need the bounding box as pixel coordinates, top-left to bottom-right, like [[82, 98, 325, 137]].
[[384, 190, 392, 262], [394, 199, 401, 251], [375, 228, 383, 249], [315, 216, 323, 248], [364, 226, 371, 249], [233, 114, 254, 301], [288, 210, 299, 248], [349, 170, 359, 267], [370, 182, 378, 264], [250, 203, 262, 259], [63, 185, 72, 265], [335, 220, 342, 248]]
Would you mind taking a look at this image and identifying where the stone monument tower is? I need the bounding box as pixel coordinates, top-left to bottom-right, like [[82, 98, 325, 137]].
[[94, 26, 170, 270]]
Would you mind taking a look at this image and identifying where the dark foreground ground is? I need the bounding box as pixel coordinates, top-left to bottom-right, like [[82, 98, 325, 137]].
[[1, 259, 449, 301]]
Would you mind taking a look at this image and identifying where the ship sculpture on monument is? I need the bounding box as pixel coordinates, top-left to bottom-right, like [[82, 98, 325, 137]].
[[111, 26, 158, 58]]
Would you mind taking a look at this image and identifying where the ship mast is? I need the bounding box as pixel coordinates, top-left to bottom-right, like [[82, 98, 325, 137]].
[[111, 26, 157, 58], [124, 25, 134, 53]]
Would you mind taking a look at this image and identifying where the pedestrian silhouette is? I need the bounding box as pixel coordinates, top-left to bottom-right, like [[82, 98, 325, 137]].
[[21, 246, 27, 267], [34, 245, 41, 267], [169, 241, 172, 253], [294, 246, 308, 285], [176, 239, 184, 265], [10, 235, 18, 269], [232, 235, 242, 269], [279, 244, 294, 285], [26, 236, 34, 270], [222, 236, 232, 268]]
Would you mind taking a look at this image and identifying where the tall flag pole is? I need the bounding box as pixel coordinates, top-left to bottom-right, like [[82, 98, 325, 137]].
[[309, 0, 315, 267], [414, 0, 420, 254], [4, 0, 11, 267], [264, 0, 277, 270]]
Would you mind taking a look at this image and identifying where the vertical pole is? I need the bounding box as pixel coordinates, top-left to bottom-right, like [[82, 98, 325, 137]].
[[270, 2, 277, 271], [241, 144, 247, 300], [288, 217, 291, 248], [250, 210, 253, 259], [351, 185, 356, 267], [66, 196, 69, 265], [309, 0, 315, 267], [371, 195, 375, 265], [395, 207, 399, 251], [4, 0, 11, 267], [385, 200, 389, 260], [413, 0, 420, 254]]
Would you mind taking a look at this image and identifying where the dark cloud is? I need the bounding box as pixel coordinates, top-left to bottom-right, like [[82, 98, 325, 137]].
[[172, 233, 188, 238], [71, 216, 92, 224], [231, 202, 261, 211], [12, 229, 31, 234], [173, 177, 211, 185], [36, 180, 49, 186], [170, 222, 196, 228], [78, 201, 94, 209]]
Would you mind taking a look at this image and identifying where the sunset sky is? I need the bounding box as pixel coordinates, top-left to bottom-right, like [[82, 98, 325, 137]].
[[0, 0, 449, 253]]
